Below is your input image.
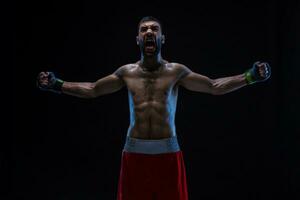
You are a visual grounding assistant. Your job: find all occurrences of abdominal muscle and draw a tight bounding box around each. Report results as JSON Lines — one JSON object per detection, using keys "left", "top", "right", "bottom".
{"left": 127, "top": 100, "right": 176, "bottom": 139}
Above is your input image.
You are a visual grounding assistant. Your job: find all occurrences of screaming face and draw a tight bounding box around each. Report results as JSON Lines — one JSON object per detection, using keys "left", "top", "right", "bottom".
{"left": 137, "top": 21, "right": 164, "bottom": 56}
{"left": 144, "top": 36, "right": 156, "bottom": 53}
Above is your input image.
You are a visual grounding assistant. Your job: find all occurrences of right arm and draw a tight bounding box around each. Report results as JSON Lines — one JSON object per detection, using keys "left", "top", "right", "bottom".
{"left": 37, "top": 67, "right": 126, "bottom": 98}
{"left": 62, "top": 73, "right": 125, "bottom": 98}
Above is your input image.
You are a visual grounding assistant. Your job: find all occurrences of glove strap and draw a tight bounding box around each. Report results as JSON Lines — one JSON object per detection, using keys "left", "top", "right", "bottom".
{"left": 53, "top": 79, "right": 64, "bottom": 92}
{"left": 244, "top": 69, "right": 256, "bottom": 85}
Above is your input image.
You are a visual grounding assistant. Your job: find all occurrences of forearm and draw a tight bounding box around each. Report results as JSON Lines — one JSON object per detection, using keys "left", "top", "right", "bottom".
{"left": 37, "top": 70, "right": 125, "bottom": 97}
{"left": 211, "top": 74, "right": 247, "bottom": 95}
{"left": 62, "top": 82, "right": 96, "bottom": 98}
{"left": 178, "top": 62, "right": 270, "bottom": 95}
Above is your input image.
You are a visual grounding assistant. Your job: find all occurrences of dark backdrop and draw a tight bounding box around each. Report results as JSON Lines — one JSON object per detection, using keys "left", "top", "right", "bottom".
{"left": 13, "top": 0, "right": 300, "bottom": 199}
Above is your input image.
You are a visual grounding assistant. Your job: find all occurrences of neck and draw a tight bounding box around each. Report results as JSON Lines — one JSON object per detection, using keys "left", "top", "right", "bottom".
{"left": 140, "top": 53, "right": 163, "bottom": 71}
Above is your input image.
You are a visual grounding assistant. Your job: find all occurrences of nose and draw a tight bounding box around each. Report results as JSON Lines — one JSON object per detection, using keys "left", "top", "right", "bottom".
{"left": 146, "top": 31, "right": 153, "bottom": 39}
{"left": 146, "top": 28, "right": 153, "bottom": 34}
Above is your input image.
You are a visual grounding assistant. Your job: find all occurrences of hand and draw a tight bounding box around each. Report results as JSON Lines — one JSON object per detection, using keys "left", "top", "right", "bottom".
{"left": 37, "top": 72, "right": 64, "bottom": 93}
{"left": 245, "top": 61, "right": 271, "bottom": 84}
{"left": 37, "top": 72, "right": 55, "bottom": 89}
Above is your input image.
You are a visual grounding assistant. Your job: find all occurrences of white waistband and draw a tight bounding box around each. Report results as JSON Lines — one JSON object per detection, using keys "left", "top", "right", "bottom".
{"left": 123, "top": 136, "right": 180, "bottom": 154}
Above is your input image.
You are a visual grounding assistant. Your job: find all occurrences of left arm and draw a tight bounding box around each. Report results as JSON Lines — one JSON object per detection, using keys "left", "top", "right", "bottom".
{"left": 179, "top": 71, "right": 247, "bottom": 95}
{"left": 178, "top": 62, "right": 271, "bottom": 95}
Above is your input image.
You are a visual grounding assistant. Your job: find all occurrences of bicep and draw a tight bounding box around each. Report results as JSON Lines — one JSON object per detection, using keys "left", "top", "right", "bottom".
{"left": 178, "top": 72, "right": 213, "bottom": 93}
{"left": 93, "top": 74, "right": 125, "bottom": 96}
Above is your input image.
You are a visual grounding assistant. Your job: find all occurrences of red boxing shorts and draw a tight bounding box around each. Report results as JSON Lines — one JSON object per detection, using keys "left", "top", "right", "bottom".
{"left": 117, "top": 137, "right": 188, "bottom": 200}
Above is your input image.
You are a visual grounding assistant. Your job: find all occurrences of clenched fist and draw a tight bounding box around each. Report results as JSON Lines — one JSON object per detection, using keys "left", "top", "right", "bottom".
{"left": 37, "top": 72, "right": 64, "bottom": 93}
{"left": 245, "top": 61, "right": 271, "bottom": 84}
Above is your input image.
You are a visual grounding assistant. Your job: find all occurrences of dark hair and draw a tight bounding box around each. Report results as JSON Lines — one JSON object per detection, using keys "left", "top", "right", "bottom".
{"left": 138, "top": 16, "right": 162, "bottom": 32}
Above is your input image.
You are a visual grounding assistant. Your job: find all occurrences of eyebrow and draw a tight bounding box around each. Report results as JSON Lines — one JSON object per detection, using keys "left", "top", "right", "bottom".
{"left": 140, "top": 25, "right": 160, "bottom": 29}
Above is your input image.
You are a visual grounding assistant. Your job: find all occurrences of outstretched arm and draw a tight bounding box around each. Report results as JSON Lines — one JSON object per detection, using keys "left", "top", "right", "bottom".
{"left": 37, "top": 66, "right": 126, "bottom": 98}
{"left": 179, "top": 72, "right": 247, "bottom": 95}
{"left": 61, "top": 74, "right": 124, "bottom": 98}
{"left": 178, "top": 62, "right": 271, "bottom": 95}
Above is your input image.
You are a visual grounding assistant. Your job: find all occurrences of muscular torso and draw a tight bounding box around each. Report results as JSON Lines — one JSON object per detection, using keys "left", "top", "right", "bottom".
{"left": 119, "top": 62, "right": 186, "bottom": 139}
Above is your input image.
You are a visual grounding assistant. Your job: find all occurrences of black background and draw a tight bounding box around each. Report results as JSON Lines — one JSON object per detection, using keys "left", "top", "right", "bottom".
{"left": 13, "top": 0, "right": 300, "bottom": 199}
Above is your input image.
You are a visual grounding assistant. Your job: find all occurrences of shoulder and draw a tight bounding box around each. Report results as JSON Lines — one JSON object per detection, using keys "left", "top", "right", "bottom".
{"left": 113, "top": 63, "right": 138, "bottom": 77}
{"left": 167, "top": 62, "right": 192, "bottom": 78}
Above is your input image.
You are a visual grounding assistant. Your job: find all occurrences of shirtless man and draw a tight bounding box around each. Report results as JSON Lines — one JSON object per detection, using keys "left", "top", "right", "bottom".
{"left": 37, "top": 16, "right": 271, "bottom": 200}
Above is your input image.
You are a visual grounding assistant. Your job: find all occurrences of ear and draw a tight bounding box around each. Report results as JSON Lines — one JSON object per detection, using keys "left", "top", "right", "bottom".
{"left": 136, "top": 36, "right": 139, "bottom": 45}
{"left": 162, "top": 35, "right": 165, "bottom": 44}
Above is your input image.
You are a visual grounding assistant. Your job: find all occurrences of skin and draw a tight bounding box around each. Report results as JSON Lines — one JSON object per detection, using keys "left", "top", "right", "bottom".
{"left": 38, "top": 20, "right": 269, "bottom": 139}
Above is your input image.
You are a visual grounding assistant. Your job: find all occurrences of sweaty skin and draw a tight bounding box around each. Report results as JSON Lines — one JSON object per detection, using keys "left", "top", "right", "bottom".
{"left": 60, "top": 61, "right": 248, "bottom": 139}
{"left": 38, "top": 20, "right": 269, "bottom": 139}
{"left": 118, "top": 61, "right": 186, "bottom": 139}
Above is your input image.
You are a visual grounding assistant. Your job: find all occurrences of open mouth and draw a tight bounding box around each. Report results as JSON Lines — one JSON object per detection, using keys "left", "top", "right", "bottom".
{"left": 144, "top": 38, "right": 156, "bottom": 52}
